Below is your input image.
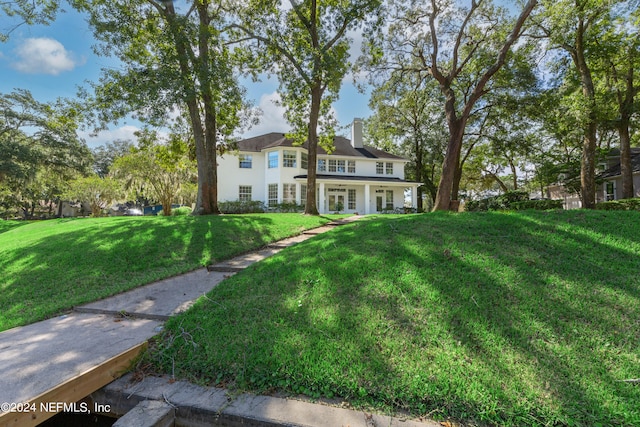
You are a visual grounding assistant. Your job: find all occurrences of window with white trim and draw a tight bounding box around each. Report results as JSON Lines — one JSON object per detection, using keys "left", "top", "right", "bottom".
{"left": 268, "top": 183, "right": 278, "bottom": 206}
{"left": 337, "top": 160, "right": 346, "bottom": 172}
{"left": 386, "top": 162, "right": 393, "bottom": 175}
{"left": 239, "top": 186, "right": 252, "bottom": 201}
{"left": 283, "top": 183, "right": 296, "bottom": 203}
{"left": 348, "top": 160, "right": 355, "bottom": 173}
{"left": 386, "top": 190, "right": 394, "bottom": 209}
{"left": 239, "top": 154, "right": 252, "bottom": 169}
{"left": 318, "top": 159, "right": 326, "bottom": 172}
{"left": 301, "top": 184, "right": 307, "bottom": 207}
{"left": 605, "top": 181, "right": 616, "bottom": 201}
{"left": 348, "top": 189, "right": 356, "bottom": 210}
{"left": 301, "top": 152, "right": 308, "bottom": 169}
{"left": 376, "top": 162, "right": 384, "bottom": 174}
{"left": 268, "top": 151, "right": 278, "bottom": 168}
{"left": 328, "top": 159, "right": 337, "bottom": 172}
{"left": 283, "top": 150, "right": 297, "bottom": 168}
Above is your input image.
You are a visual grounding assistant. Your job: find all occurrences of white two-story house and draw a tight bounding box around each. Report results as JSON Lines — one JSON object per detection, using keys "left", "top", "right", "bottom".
{"left": 217, "top": 119, "right": 419, "bottom": 214}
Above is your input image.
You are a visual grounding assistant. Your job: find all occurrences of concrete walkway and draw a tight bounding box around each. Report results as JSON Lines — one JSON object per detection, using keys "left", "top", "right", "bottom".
{"left": 0, "top": 215, "right": 438, "bottom": 427}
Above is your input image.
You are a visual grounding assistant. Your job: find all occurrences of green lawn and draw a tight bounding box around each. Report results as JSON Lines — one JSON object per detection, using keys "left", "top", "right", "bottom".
{"left": 0, "top": 214, "right": 331, "bottom": 331}
{"left": 150, "top": 211, "right": 640, "bottom": 427}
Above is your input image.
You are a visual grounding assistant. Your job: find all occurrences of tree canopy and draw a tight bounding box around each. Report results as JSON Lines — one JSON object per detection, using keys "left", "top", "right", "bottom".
{"left": 232, "top": 0, "right": 383, "bottom": 214}
{"left": 72, "top": 0, "right": 250, "bottom": 215}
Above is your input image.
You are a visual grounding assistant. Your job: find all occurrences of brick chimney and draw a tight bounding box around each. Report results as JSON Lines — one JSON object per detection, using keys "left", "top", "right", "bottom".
{"left": 351, "top": 118, "right": 363, "bottom": 149}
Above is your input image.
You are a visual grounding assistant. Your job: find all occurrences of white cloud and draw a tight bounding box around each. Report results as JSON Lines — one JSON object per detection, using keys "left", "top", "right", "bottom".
{"left": 11, "top": 38, "right": 83, "bottom": 75}
{"left": 242, "top": 91, "right": 291, "bottom": 137}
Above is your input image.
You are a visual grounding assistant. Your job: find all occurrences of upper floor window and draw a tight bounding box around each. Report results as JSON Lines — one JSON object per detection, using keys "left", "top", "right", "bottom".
{"left": 386, "top": 162, "right": 393, "bottom": 175}
{"left": 326, "top": 158, "right": 350, "bottom": 173}
{"left": 376, "top": 162, "right": 384, "bottom": 174}
{"left": 268, "top": 151, "right": 278, "bottom": 168}
{"left": 239, "top": 154, "right": 252, "bottom": 169}
{"left": 283, "top": 150, "right": 297, "bottom": 168}
{"left": 348, "top": 160, "right": 356, "bottom": 173}
{"left": 301, "top": 152, "right": 308, "bottom": 169}
{"left": 318, "top": 159, "right": 326, "bottom": 172}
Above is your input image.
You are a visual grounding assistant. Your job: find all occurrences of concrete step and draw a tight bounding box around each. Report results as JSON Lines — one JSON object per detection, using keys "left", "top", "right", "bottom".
{"left": 113, "top": 400, "right": 174, "bottom": 427}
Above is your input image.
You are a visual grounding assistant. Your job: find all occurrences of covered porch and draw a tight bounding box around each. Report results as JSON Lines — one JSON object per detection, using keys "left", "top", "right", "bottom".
{"left": 294, "top": 175, "right": 419, "bottom": 214}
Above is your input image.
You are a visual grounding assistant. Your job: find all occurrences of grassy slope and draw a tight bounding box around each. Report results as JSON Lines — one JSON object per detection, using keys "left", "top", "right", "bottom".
{"left": 152, "top": 211, "right": 640, "bottom": 427}
{"left": 0, "top": 214, "right": 330, "bottom": 331}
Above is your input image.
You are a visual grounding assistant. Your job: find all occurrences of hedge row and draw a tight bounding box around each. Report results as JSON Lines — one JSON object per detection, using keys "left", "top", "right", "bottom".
{"left": 217, "top": 200, "right": 306, "bottom": 214}
{"left": 595, "top": 198, "right": 640, "bottom": 211}
{"left": 466, "top": 191, "right": 563, "bottom": 212}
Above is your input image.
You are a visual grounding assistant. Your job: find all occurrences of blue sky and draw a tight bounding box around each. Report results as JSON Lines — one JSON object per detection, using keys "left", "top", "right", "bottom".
{"left": 0, "top": 7, "right": 372, "bottom": 148}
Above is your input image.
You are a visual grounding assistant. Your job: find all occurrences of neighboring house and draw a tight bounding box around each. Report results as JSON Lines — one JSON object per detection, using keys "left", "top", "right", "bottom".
{"left": 217, "top": 119, "right": 419, "bottom": 214}
{"left": 597, "top": 148, "right": 640, "bottom": 201}
{"left": 545, "top": 184, "right": 582, "bottom": 210}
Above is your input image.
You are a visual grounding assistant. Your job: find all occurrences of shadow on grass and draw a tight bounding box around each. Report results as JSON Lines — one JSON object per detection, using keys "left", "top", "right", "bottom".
{"left": 156, "top": 211, "right": 640, "bottom": 426}
{"left": 0, "top": 214, "right": 326, "bottom": 331}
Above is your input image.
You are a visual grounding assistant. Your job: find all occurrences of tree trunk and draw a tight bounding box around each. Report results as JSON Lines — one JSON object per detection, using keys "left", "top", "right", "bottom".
{"left": 197, "top": 0, "right": 220, "bottom": 215}
{"left": 304, "top": 83, "right": 321, "bottom": 215}
{"left": 414, "top": 137, "right": 424, "bottom": 212}
{"left": 572, "top": 18, "right": 597, "bottom": 209}
{"left": 164, "top": 1, "right": 218, "bottom": 215}
{"left": 618, "top": 50, "right": 635, "bottom": 199}
{"left": 433, "top": 117, "right": 465, "bottom": 211}
{"left": 619, "top": 117, "right": 633, "bottom": 199}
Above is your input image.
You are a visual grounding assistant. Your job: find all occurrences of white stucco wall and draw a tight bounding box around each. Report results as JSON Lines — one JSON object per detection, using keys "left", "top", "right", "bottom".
{"left": 218, "top": 151, "right": 266, "bottom": 202}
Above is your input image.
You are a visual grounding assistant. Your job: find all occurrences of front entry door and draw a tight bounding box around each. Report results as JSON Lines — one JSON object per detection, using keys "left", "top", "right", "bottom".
{"left": 376, "top": 195, "right": 383, "bottom": 212}
{"left": 328, "top": 194, "right": 344, "bottom": 212}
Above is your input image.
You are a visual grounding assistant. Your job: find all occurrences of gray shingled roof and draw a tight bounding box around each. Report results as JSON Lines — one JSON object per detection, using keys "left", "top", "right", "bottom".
{"left": 235, "top": 133, "right": 406, "bottom": 160}
{"left": 599, "top": 150, "right": 640, "bottom": 178}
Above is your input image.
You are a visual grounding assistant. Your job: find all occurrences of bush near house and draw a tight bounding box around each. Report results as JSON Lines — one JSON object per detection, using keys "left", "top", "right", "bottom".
{"left": 158, "top": 206, "right": 193, "bottom": 216}
{"left": 595, "top": 197, "right": 640, "bottom": 211}
{"left": 511, "top": 199, "right": 564, "bottom": 210}
{"left": 465, "top": 190, "right": 529, "bottom": 211}
{"left": 219, "top": 200, "right": 267, "bottom": 214}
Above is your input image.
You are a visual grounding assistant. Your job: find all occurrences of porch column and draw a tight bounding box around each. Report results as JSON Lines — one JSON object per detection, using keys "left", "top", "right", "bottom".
{"left": 364, "top": 184, "right": 370, "bottom": 214}
{"left": 411, "top": 185, "right": 417, "bottom": 211}
{"left": 319, "top": 182, "right": 326, "bottom": 214}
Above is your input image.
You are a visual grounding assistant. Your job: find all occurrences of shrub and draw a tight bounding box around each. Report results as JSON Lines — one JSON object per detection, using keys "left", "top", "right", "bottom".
{"left": 465, "top": 191, "right": 530, "bottom": 212}
{"left": 595, "top": 198, "right": 640, "bottom": 211}
{"left": 219, "top": 200, "right": 267, "bottom": 214}
{"left": 511, "top": 199, "right": 564, "bottom": 211}
{"left": 172, "top": 206, "right": 192, "bottom": 216}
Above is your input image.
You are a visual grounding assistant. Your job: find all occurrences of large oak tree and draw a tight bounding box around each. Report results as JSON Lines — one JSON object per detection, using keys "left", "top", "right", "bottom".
{"left": 73, "top": 0, "right": 248, "bottom": 215}
{"left": 368, "top": 0, "right": 538, "bottom": 211}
